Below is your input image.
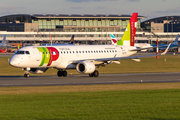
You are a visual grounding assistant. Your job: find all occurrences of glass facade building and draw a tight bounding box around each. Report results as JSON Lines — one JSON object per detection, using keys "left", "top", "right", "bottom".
{"left": 141, "top": 16, "right": 180, "bottom": 33}
{"left": 0, "top": 14, "right": 144, "bottom": 32}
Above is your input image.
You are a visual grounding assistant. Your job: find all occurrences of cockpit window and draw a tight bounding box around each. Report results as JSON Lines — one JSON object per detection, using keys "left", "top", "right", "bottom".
{"left": 16, "top": 51, "right": 25, "bottom": 54}
{"left": 26, "top": 51, "right": 30, "bottom": 54}
{"left": 16, "top": 51, "right": 30, "bottom": 55}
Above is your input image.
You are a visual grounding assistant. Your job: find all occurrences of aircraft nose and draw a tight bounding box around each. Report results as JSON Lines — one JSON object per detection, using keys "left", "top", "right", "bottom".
{"left": 9, "top": 58, "right": 17, "bottom": 67}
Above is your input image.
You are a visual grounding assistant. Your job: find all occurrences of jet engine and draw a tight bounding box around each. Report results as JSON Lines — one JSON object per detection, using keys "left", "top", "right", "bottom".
{"left": 76, "top": 62, "right": 96, "bottom": 74}
{"left": 29, "top": 68, "right": 49, "bottom": 74}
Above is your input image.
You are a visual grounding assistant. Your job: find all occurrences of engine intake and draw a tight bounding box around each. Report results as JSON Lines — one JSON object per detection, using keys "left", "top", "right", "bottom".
{"left": 76, "top": 62, "right": 95, "bottom": 74}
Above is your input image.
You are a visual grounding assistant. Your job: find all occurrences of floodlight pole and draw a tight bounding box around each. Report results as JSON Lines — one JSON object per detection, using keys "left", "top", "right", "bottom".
{"left": 51, "top": 34, "right": 52, "bottom": 46}
{"left": 156, "top": 38, "right": 159, "bottom": 59}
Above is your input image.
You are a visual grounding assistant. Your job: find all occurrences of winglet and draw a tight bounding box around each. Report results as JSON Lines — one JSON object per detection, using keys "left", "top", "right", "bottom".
{"left": 161, "top": 43, "right": 171, "bottom": 55}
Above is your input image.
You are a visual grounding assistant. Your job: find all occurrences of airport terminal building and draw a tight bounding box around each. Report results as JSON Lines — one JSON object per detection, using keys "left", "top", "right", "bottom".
{"left": 0, "top": 14, "right": 145, "bottom": 45}
{"left": 0, "top": 14, "right": 143, "bottom": 32}
{"left": 0, "top": 14, "right": 180, "bottom": 46}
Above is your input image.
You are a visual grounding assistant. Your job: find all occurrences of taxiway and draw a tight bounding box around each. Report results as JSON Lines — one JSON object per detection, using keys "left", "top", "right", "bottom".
{"left": 0, "top": 73, "right": 180, "bottom": 87}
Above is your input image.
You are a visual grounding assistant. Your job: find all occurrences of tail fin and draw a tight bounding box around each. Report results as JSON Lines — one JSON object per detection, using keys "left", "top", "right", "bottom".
{"left": 17, "top": 45, "right": 20, "bottom": 50}
{"left": 69, "top": 35, "right": 74, "bottom": 44}
{"left": 117, "top": 13, "right": 138, "bottom": 46}
{"left": 172, "top": 34, "right": 179, "bottom": 46}
{"left": 110, "top": 34, "right": 117, "bottom": 45}
{"left": 1, "top": 35, "right": 6, "bottom": 44}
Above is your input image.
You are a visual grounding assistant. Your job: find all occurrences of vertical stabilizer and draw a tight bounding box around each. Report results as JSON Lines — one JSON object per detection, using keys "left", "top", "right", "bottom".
{"left": 117, "top": 13, "right": 138, "bottom": 46}
{"left": 110, "top": 34, "right": 117, "bottom": 45}
{"left": 69, "top": 35, "right": 74, "bottom": 44}
{"left": 172, "top": 34, "right": 179, "bottom": 46}
{"left": 1, "top": 35, "right": 6, "bottom": 44}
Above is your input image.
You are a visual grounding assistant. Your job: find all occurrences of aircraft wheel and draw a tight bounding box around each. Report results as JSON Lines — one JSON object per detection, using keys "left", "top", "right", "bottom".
{"left": 24, "top": 73, "right": 29, "bottom": 78}
{"left": 62, "top": 71, "right": 67, "bottom": 77}
{"left": 93, "top": 70, "right": 99, "bottom": 77}
{"left": 57, "top": 71, "right": 63, "bottom": 77}
{"left": 89, "top": 73, "right": 93, "bottom": 77}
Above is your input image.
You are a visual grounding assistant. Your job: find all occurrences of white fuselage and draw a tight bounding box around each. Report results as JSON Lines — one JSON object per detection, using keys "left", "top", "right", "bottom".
{"left": 9, "top": 45, "right": 137, "bottom": 69}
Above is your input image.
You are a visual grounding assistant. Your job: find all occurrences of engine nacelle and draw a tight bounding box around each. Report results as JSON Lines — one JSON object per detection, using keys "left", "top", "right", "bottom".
{"left": 76, "top": 62, "right": 96, "bottom": 74}
{"left": 29, "top": 68, "right": 48, "bottom": 74}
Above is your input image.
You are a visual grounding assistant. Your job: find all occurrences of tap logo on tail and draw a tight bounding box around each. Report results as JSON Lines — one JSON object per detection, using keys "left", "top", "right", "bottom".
{"left": 115, "top": 13, "right": 138, "bottom": 46}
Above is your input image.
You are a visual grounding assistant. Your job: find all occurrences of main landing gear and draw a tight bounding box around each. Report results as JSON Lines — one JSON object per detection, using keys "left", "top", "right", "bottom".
{"left": 57, "top": 70, "right": 67, "bottom": 77}
{"left": 89, "top": 70, "right": 99, "bottom": 77}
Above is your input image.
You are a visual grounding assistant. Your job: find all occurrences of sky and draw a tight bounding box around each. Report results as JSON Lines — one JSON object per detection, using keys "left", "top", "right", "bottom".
{"left": 0, "top": 0, "right": 180, "bottom": 21}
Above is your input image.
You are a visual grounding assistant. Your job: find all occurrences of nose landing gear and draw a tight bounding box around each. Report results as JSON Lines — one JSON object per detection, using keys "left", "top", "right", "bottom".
{"left": 24, "top": 68, "right": 30, "bottom": 78}
{"left": 24, "top": 73, "right": 29, "bottom": 78}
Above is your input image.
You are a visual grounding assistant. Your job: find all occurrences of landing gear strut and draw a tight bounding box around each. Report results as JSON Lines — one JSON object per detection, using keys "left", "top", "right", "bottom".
{"left": 57, "top": 70, "right": 67, "bottom": 77}
{"left": 24, "top": 73, "right": 29, "bottom": 78}
{"left": 24, "top": 68, "right": 30, "bottom": 78}
{"left": 89, "top": 70, "right": 99, "bottom": 77}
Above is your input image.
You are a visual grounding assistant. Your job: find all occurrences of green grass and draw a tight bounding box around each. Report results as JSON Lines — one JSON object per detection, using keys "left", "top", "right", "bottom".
{"left": 0, "top": 89, "right": 180, "bottom": 120}
{"left": 1, "top": 54, "right": 180, "bottom": 76}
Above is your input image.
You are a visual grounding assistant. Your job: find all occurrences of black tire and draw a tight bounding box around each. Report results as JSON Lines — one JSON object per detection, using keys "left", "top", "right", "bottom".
{"left": 93, "top": 70, "right": 99, "bottom": 77}
{"left": 62, "top": 71, "right": 67, "bottom": 77}
{"left": 89, "top": 73, "right": 94, "bottom": 77}
{"left": 57, "top": 71, "right": 63, "bottom": 77}
{"left": 24, "top": 74, "right": 29, "bottom": 78}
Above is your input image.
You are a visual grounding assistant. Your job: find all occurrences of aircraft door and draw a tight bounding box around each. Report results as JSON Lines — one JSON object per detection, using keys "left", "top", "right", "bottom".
{"left": 33, "top": 47, "right": 41, "bottom": 61}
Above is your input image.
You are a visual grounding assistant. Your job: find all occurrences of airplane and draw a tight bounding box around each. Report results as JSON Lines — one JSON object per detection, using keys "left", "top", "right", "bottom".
{"left": 151, "top": 34, "right": 179, "bottom": 49}
{"left": 9, "top": 13, "right": 170, "bottom": 78}
{"left": 0, "top": 35, "right": 6, "bottom": 47}
{"left": 42, "top": 35, "right": 75, "bottom": 46}
{"left": 110, "top": 34, "right": 179, "bottom": 51}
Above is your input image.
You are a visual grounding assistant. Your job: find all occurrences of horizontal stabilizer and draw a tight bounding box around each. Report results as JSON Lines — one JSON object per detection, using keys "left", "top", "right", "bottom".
{"left": 131, "top": 59, "right": 141, "bottom": 62}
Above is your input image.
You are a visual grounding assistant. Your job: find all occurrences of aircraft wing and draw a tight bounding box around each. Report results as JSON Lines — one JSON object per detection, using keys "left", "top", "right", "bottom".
{"left": 70, "top": 54, "right": 157, "bottom": 64}
{"left": 130, "top": 43, "right": 171, "bottom": 51}
{"left": 69, "top": 43, "right": 171, "bottom": 64}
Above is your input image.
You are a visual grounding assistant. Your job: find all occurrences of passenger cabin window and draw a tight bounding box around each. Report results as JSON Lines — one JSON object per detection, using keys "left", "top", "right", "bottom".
{"left": 53, "top": 52, "right": 56, "bottom": 55}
